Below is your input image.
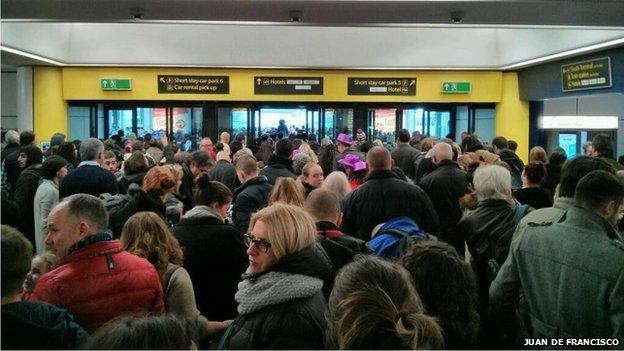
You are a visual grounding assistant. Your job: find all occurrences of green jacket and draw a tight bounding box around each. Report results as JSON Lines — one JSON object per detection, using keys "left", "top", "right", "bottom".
{"left": 490, "top": 206, "right": 624, "bottom": 338}
{"left": 513, "top": 197, "right": 575, "bottom": 239}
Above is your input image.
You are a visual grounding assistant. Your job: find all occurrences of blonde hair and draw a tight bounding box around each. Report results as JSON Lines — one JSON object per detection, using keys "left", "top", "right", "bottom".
{"left": 248, "top": 203, "right": 316, "bottom": 260}
{"left": 37, "top": 251, "right": 59, "bottom": 271}
{"left": 161, "top": 164, "right": 183, "bottom": 182}
{"left": 321, "top": 171, "right": 351, "bottom": 199}
{"left": 270, "top": 177, "right": 305, "bottom": 208}
{"left": 298, "top": 143, "right": 318, "bottom": 164}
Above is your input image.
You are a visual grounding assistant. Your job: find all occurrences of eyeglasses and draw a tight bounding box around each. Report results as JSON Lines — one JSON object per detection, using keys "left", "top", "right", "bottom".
{"left": 244, "top": 233, "right": 272, "bottom": 253}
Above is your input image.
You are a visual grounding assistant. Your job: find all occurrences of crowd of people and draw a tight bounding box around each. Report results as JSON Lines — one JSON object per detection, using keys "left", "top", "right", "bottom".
{"left": 1, "top": 126, "right": 623, "bottom": 349}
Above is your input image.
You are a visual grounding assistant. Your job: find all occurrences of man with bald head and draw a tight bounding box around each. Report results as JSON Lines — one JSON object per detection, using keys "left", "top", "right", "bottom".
{"left": 418, "top": 142, "right": 469, "bottom": 256}
{"left": 341, "top": 146, "right": 440, "bottom": 241}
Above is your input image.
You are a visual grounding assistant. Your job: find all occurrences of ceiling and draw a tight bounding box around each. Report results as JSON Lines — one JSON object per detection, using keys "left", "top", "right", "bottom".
{"left": 2, "top": 0, "right": 624, "bottom": 70}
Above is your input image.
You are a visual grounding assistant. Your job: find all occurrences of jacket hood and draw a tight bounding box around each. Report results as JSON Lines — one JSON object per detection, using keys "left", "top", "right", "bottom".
{"left": 267, "top": 154, "right": 294, "bottom": 170}
{"left": 183, "top": 205, "right": 223, "bottom": 221}
{"left": 234, "top": 175, "right": 269, "bottom": 195}
{"left": 122, "top": 171, "right": 146, "bottom": 182}
{"left": 127, "top": 182, "right": 164, "bottom": 209}
{"left": 268, "top": 243, "right": 333, "bottom": 283}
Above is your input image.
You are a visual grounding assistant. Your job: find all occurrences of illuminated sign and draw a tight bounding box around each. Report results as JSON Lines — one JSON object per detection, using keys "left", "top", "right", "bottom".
{"left": 540, "top": 116, "right": 618, "bottom": 129}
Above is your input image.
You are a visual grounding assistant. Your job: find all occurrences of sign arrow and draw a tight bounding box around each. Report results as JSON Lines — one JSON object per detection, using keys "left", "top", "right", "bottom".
{"left": 159, "top": 77, "right": 166, "bottom": 84}
{"left": 256, "top": 78, "right": 262, "bottom": 85}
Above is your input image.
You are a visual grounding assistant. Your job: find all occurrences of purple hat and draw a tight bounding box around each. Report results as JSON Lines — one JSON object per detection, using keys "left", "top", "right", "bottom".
{"left": 336, "top": 133, "right": 353, "bottom": 146}
{"left": 339, "top": 154, "right": 367, "bottom": 172}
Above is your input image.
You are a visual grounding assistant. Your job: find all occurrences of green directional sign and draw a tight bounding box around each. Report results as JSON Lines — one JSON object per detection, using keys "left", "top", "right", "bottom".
{"left": 442, "top": 81, "right": 470, "bottom": 94}
{"left": 101, "top": 79, "right": 132, "bottom": 91}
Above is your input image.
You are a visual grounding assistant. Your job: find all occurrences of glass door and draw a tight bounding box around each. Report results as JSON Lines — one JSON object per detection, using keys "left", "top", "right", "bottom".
{"left": 107, "top": 107, "right": 135, "bottom": 138}
{"left": 322, "top": 107, "right": 354, "bottom": 140}
{"left": 427, "top": 109, "right": 452, "bottom": 140}
{"left": 368, "top": 108, "right": 398, "bottom": 147}
{"left": 402, "top": 108, "right": 425, "bottom": 137}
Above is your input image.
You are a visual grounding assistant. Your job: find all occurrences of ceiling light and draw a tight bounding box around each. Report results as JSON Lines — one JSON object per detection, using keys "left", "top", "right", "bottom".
{"left": 0, "top": 45, "right": 64, "bottom": 65}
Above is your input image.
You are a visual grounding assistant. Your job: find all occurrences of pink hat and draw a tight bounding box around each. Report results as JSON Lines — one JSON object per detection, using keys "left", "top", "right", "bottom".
{"left": 338, "top": 154, "right": 367, "bottom": 172}
{"left": 336, "top": 133, "right": 353, "bottom": 146}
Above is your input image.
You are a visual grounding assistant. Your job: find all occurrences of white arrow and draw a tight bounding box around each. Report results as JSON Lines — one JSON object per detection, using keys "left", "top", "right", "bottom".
{"left": 257, "top": 78, "right": 262, "bottom": 85}
{"left": 102, "top": 80, "right": 108, "bottom": 88}
{"left": 159, "top": 77, "right": 166, "bottom": 83}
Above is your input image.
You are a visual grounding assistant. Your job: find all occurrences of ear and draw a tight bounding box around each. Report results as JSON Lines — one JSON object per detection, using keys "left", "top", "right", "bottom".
{"left": 336, "top": 212, "right": 343, "bottom": 226}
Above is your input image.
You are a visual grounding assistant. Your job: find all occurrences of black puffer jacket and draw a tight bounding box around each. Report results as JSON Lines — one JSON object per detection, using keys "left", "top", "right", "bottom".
{"left": 220, "top": 244, "right": 332, "bottom": 350}
{"left": 172, "top": 206, "right": 248, "bottom": 321}
{"left": 232, "top": 176, "right": 273, "bottom": 235}
{"left": 259, "top": 154, "right": 296, "bottom": 185}
{"left": 341, "top": 170, "right": 440, "bottom": 241}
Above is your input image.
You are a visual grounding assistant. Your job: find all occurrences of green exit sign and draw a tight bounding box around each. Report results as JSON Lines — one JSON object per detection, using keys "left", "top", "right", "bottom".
{"left": 101, "top": 79, "right": 132, "bottom": 91}
{"left": 442, "top": 81, "right": 470, "bottom": 94}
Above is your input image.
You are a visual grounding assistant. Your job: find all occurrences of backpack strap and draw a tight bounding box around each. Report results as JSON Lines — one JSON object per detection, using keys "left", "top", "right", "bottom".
{"left": 512, "top": 204, "right": 529, "bottom": 224}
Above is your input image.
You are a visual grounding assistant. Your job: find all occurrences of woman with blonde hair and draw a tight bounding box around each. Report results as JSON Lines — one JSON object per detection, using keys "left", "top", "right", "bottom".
{"left": 121, "top": 212, "right": 229, "bottom": 343}
{"left": 326, "top": 255, "right": 443, "bottom": 349}
{"left": 297, "top": 162, "right": 324, "bottom": 197}
{"left": 298, "top": 142, "right": 318, "bottom": 164}
{"left": 270, "top": 177, "right": 306, "bottom": 207}
{"left": 219, "top": 203, "right": 332, "bottom": 349}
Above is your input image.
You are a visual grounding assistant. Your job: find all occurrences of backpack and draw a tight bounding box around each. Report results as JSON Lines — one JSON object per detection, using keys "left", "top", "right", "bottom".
{"left": 99, "top": 192, "right": 138, "bottom": 238}
{"left": 486, "top": 204, "right": 529, "bottom": 282}
{"left": 368, "top": 216, "right": 436, "bottom": 260}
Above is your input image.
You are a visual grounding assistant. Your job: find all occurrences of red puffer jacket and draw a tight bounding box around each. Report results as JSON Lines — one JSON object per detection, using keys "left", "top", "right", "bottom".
{"left": 29, "top": 239, "right": 164, "bottom": 332}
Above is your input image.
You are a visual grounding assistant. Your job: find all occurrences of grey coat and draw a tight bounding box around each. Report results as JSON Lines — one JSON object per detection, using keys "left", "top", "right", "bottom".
{"left": 33, "top": 179, "right": 59, "bottom": 254}
{"left": 490, "top": 206, "right": 624, "bottom": 338}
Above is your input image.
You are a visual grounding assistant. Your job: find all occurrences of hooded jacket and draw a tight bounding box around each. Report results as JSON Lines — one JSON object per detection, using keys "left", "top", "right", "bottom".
{"left": 260, "top": 154, "right": 296, "bottom": 185}
{"left": 232, "top": 176, "right": 273, "bottom": 235}
{"left": 220, "top": 244, "right": 332, "bottom": 350}
{"left": 172, "top": 206, "right": 248, "bottom": 321}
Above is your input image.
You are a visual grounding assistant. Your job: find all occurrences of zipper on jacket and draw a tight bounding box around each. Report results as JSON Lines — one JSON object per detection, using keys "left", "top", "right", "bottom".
{"left": 105, "top": 254, "right": 115, "bottom": 270}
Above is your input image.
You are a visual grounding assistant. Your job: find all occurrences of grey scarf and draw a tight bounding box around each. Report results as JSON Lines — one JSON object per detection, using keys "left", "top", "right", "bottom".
{"left": 235, "top": 271, "right": 323, "bottom": 315}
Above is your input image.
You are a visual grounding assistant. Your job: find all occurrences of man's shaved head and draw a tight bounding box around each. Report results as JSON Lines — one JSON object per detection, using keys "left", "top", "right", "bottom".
{"left": 366, "top": 146, "right": 392, "bottom": 171}
{"left": 432, "top": 142, "right": 453, "bottom": 164}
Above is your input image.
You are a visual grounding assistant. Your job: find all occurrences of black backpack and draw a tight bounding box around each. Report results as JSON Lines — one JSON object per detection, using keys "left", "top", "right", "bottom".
{"left": 99, "top": 192, "right": 138, "bottom": 238}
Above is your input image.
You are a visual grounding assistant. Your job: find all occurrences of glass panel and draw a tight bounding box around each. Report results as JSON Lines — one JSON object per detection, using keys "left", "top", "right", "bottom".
{"left": 172, "top": 107, "right": 203, "bottom": 151}
{"left": 255, "top": 108, "right": 309, "bottom": 137}
{"left": 324, "top": 108, "right": 354, "bottom": 140}
{"left": 558, "top": 133, "right": 577, "bottom": 158}
{"left": 402, "top": 108, "right": 425, "bottom": 136}
{"left": 474, "top": 108, "right": 495, "bottom": 145}
{"left": 218, "top": 107, "right": 249, "bottom": 139}
{"left": 429, "top": 111, "right": 451, "bottom": 139}
{"left": 97, "top": 104, "right": 105, "bottom": 139}
{"left": 370, "top": 108, "right": 397, "bottom": 146}
{"left": 455, "top": 105, "right": 469, "bottom": 142}
{"left": 108, "top": 109, "right": 133, "bottom": 138}
{"left": 136, "top": 107, "right": 167, "bottom": 138}
{"left": 69, "top": 106, "right": 91, "bottom": 140}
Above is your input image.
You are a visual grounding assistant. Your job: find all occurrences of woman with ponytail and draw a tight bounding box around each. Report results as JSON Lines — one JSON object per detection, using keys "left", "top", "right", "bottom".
{"left": 326, "top": 255, "right": 443, "bottom": 349}
{"left": 171, "top": 174, "right": 247, "bottom": 322}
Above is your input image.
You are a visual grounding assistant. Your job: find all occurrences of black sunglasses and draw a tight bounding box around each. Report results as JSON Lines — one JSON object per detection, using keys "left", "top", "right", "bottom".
{"left": 244, "top": 233, "right": 272, "bottom": 253}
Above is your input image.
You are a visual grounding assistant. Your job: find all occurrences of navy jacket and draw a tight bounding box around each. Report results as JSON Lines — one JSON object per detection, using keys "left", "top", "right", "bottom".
{"left": 59, "top": 164, "right": 118, "bottom": 199}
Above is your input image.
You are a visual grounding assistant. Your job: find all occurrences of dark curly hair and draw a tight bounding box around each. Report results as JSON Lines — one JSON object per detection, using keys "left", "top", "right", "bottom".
{"left": 400, "top": 241, "right": 480, "bottom": 345}
{"left": 523, "top": 162, "right": 547, "bottom": 185}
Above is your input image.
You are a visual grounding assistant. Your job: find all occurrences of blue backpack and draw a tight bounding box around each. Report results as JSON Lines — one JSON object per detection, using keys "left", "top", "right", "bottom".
{"left": 368, "top": 217, "right": 435, "bottom": 260}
